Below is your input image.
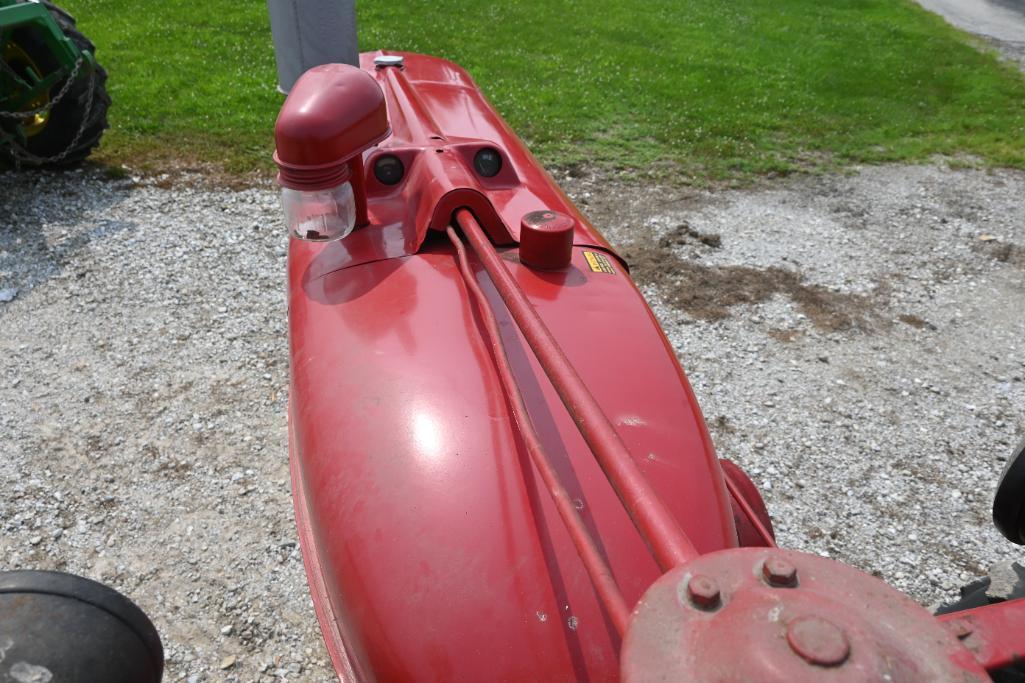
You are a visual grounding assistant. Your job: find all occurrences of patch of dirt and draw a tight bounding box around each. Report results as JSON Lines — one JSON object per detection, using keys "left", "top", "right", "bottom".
{"left": 620, "top": 230, "right": 877, "bottom": 332}
{"left": 974, "top": 239, "right": 1025, "bottom": 269}
{"left": 89, "top": 153, "right": 275, "bottom": 191}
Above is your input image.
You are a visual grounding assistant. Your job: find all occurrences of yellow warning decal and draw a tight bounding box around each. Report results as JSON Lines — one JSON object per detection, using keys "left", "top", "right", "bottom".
{"left": 584, "top": 250, "right": 616, "bottom": 274}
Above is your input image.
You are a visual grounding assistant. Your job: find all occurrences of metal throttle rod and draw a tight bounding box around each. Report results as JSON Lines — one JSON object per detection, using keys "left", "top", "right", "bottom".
{"left": 447, "top": 225, "right": 631, "bottom": 634}
{"left": 453, "top": 209, "right": 699, "bottom": 571}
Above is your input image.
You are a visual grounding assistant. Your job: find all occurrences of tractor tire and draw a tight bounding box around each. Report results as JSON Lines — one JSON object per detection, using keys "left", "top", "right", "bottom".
{"left": 3, "top": 0, "right": 110, "bottom": 166}
{"left": 936, "top": 561, "right": 1025, "bottom": 682}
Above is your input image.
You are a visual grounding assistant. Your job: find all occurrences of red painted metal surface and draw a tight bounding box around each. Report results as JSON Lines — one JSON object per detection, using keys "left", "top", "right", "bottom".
{"left": 720, "top": 459, "right": 776, "bottom": 547}
{"left": 288, "top": 51, "right": 625, "bottom": 285}
{"left": 286, "top": 52, "right": 735, "bottom": 680}
{"left": 518, "top": 210, "right": 575, "bottom": 270}
{"left": 456, "top": 208, "right": 699, "bottom": 570}
{"left": 274, "top": 64, "right": 389, "bottom": 187}
{"left": 446, "top": 225, "right": 631, "bottom": 634}
{"left": 281, "top": 50, "right": 1025, "bottom": 682}
{"left": 938, "top": 599, "right": 1025, "bottom": 671}
{"left": 288, "top": 409, "right": 360, "bottom": 681}
{"left": 621, "top": 548, "right": 991, "bottom": 681}
{"left": 289, "top": 248, "right": 735, "bottom": 679}
{"left": 275, "top": 63, "right": 389, "bottom": 229}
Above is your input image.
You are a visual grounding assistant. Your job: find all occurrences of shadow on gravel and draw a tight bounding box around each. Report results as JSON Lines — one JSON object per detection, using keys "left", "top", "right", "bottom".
{"left": 621, "top": 222, "right": 878, "bottom": 332}
{"left": 0, "top": 170, "right": 130, "bottom": 300}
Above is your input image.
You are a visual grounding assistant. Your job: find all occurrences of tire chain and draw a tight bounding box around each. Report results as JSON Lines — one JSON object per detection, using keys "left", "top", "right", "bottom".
{"left": 0, "top": 54, "right": 83, "bottom": 119}
{"left": 1, "top": 55, "right": 98, "bottom": 167}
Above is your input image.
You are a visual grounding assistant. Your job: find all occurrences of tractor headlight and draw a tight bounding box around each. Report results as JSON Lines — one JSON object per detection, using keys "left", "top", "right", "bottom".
{"left": 281, "top": 181, "right": 356, "bottom": 242}
{"left": 273, "top": 63, "right": 391, "bottom": 242}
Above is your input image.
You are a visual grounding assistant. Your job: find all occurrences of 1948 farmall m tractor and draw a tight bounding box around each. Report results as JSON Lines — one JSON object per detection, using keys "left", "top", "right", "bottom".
{"left": 1, "top": 16, "right": 1024, "bottom": 683}
{"left": 0, "top": 0, "right": 109, "bottom": 167}
{"left": 274, "top": 54, "right": 1025, "bottom": 681}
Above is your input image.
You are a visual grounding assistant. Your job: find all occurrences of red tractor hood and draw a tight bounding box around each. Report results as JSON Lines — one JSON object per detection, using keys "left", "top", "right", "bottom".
{"left": 286, "top": 52, "right": 737, "bottom": 680}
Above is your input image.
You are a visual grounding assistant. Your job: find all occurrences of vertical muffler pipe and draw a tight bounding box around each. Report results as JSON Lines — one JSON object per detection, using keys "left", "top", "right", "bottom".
{"left": 267, "top": 0, "right": 359, "bottom": 93}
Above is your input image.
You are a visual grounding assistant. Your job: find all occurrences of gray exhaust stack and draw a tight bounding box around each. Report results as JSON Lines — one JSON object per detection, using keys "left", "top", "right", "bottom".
{"left": 267, "top": 0, "right": 359, "bottom": 93}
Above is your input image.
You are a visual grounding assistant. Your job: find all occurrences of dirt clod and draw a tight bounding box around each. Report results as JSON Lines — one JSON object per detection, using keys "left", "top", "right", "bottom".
{"left": 898, "top": 313, "right": 936, "bottom": 330}
{"left": 657, "top": 222, "right": 722, "bottom": 250}
{"left": 767, "top": 328, "right": 802, "bottom": 343}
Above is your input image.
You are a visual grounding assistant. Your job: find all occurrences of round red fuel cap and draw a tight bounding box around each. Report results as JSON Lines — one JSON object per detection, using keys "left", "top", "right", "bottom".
{"left": 519, "top": 210, "right": 574, "bottom": 270}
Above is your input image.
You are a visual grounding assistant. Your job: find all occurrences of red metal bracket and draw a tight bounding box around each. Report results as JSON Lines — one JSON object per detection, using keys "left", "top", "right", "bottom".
{"left": 938, "top": 598, "right": 1025, "bottom": 671}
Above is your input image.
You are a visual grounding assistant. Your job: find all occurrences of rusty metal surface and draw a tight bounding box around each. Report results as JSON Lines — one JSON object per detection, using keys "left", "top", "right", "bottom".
{"left": 621, "top": 548, "right": 990, "bottom": 681}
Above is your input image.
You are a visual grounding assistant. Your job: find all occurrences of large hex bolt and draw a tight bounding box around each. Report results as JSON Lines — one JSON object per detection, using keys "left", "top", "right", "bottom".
{"left": 686, "top": 574, "right": 722, "bottom": 610}
{"left": 762, "top": 556, "right": 798, "bottom": 587}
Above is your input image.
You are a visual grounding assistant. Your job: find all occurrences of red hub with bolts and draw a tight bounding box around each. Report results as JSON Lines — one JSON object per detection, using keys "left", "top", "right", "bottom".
{"left": 621, "top": 548, "right": 990, "bottom": 681}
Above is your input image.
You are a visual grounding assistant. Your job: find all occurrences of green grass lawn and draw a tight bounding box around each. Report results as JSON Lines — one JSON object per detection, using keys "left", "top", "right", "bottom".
{"left": 62, "top": 0, "right": 1025, "bottom": 179}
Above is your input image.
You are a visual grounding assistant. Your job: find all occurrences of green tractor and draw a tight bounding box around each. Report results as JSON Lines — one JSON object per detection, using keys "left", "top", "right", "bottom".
{"left": 0, "top": 0, "right": 109, "bottom": 167}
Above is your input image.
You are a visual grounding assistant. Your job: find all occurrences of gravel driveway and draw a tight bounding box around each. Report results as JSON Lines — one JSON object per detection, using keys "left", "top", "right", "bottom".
{"left": 2, "top": 162, "right": 1024, "bottom": 681}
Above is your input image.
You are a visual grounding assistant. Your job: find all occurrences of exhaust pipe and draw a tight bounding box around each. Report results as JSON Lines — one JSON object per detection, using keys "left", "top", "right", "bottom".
{"left": 267, "top": 0, "right": 359, "bottom": 93}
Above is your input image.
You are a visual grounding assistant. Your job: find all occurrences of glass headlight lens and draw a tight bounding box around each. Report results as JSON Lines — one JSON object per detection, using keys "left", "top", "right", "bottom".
{"left": 281, "top": 181, "right": 356, "bottom": 242}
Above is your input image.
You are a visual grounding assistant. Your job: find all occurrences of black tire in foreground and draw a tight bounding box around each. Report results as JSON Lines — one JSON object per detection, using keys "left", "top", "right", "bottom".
{"left": 2, "top": 0, "right": 110, "bottom": 166}
{"left": 994, "top": 437, "right": 1025, "bottom": 545}
{"left": 0, "top": 570, "right": 164, "bottom": 682}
